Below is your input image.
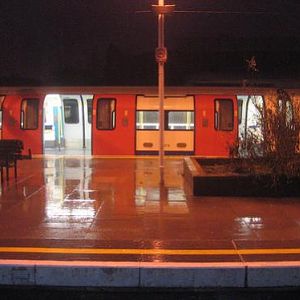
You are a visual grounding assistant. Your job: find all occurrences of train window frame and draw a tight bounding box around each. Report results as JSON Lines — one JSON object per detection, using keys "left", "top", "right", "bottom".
{"left": 214, "top": 99, "right": 234, "bottom": 131}
{"left": 63, "top": 98, "right": 79, "bottom": 124}
{"left": 136, "top": 110, "right": 159, "bottom": 131}
{"left": 96, "top": 98, "right": 116, "bottom": 130}
{"left": 165, "top": 110, "right": 194, "bottom": 131}
{"left": 0, "top": 95, "right": 5, "bottom": 130}
{"left": 20, "top": 98, "right": 39, "bottom": 130}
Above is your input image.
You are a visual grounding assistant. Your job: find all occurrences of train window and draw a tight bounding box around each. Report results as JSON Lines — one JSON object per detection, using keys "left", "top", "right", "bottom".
{"left": 238, "top": 99, "right": 243, "bottom": 125}
{"left": 97, "top": 98, "right": 116, "bottom": 130}
{"left": 278, "top": 99, "right": 293, "bottom": 124}
{"left": 63, "top": 99, "right": 79, "bottom": 124}
{"left": 21, "top": 99, "right": 39, "bottom": 130}
{"left": 87, "top": 99, "right": 92, "bottom": 124}
{"left": 286, "top": 101, "right": 293, "bottom": 124}
{"left": 247, "top": 96, "right": 263, "bottom": 129}
{"left": 214, "top": 99, "right": 234, "bottom": 131}
{"left": 0, "top": 95, "right": 5, "bottom": 129}
{"left": 136, "top": 111, "right": 159, "bottom": 130}
{"left": 165, "top": 111, "right": 194, "bottom": 130}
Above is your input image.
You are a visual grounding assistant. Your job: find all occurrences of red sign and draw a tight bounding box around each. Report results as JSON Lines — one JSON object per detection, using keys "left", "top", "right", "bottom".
{"left": 155, "top": 47, "right": 167, "bottom": 63}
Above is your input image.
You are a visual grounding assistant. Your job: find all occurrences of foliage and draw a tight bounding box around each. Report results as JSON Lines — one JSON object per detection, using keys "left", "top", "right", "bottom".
{"left": 230, "top": 89, "right": 300, "bottom": 189}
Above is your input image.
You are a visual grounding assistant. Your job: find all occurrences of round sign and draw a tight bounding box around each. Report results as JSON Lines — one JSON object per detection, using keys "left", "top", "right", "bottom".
{"left": 155, "top": 47, "right": 167, "bottom": 63}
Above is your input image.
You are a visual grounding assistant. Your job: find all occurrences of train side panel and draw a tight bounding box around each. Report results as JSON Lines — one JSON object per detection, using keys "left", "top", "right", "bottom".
{"left": 92, "top": 94, "right": 136, "bottom": 155}
{"left": 2, "top": 94, "right": 44, "bottom": 155}
{"left": 195, "top": 94, "right": 238, "bottom": 157}
{"left": 0, "top": 95, "right": 5, "bottom": 139}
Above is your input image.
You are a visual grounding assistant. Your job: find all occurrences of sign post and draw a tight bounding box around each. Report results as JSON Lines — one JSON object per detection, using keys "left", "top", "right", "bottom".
{"left": 152, "top": 0, "right": 175, "bottom": 185}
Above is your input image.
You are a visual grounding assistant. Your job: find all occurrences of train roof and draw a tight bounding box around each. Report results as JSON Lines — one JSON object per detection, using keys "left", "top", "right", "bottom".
{"left": 0, "top": 83, "right": 299, "bottom": 96}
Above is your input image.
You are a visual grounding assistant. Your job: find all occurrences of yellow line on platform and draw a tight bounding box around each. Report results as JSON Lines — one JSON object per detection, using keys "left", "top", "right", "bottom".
{"left": 1, "top": 247, "right": 300, "bottom": 256}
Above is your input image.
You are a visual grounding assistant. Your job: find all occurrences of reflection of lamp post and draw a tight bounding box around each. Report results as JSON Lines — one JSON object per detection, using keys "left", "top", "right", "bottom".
{"left": 152, "top": 0, "right": 175, "bottom": 184}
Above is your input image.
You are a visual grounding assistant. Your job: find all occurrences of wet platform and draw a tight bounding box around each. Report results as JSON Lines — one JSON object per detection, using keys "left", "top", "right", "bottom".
{"left": 0, "top": 156, "right": 300, "bottom": 288}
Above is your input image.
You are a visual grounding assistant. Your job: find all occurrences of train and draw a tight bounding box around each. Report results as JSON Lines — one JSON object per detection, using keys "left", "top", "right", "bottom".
{"left": 0, "top": 86, "right": 298, "bottom": 157}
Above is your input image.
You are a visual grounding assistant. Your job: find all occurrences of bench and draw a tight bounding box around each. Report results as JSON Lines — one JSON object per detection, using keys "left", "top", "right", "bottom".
{"left": 0, "top": 139, "right": 32, "bottom": 182}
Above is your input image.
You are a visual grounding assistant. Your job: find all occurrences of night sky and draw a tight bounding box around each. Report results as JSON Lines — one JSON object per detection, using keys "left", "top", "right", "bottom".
{"left": 1, "top": 0, "right": 300, "bottom": 86}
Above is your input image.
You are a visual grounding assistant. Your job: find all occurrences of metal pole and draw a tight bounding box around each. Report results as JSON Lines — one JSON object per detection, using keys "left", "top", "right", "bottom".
{"left": 158, "top": 0, "right": 165, "bottom": 185}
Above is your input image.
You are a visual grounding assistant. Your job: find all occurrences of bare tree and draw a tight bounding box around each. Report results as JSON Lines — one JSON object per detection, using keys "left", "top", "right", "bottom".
{"left": 230, "top": 89, "right": 300, "bottom": 188}
{"left": 262, "top": 89, "right": 300, "bottom": 179}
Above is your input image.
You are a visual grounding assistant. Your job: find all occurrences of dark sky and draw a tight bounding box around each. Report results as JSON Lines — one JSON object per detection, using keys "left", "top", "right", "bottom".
{"left": 1, "top": 0, "right": 300, "bottom": 85}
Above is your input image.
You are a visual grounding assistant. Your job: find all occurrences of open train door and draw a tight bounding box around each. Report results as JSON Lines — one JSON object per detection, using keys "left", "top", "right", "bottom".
{"left": 43, "top": 94, "right": 64, "bottom": 151}
{"left": 2, "top": 93, "right": 45, "bottom": 155}
{"left": 195, "top": 94, "right": 238, "bottom": 157}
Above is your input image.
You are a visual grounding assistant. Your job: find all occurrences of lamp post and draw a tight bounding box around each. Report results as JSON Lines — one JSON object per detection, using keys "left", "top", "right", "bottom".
{"left": 152, "top": 1, "right": 175, "bottom": 184}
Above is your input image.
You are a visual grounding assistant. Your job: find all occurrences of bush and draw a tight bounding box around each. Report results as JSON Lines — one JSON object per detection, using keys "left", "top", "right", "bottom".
{"left": 230, "top": 89, "right": 300, "bottom": 187}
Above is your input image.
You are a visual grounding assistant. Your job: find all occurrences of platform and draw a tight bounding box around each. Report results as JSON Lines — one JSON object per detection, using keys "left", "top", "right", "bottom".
{"left": 0, "top": 156, "right": 300, "bottom": 288}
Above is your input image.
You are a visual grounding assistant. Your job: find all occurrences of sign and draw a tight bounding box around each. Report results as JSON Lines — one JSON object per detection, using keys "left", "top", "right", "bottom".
{"left": 155, "top": 47, "right": 167, "bottom": 63}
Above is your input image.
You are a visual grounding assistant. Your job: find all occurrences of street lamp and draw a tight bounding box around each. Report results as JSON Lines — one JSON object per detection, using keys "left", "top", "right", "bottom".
{"left": 152, "top": 0, "right": 175, "bottom": 184}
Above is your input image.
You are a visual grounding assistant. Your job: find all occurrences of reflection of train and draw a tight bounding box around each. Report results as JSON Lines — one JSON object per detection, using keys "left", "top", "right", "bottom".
{"left": 0, "top": 86, "right": 298, "bottom": 156}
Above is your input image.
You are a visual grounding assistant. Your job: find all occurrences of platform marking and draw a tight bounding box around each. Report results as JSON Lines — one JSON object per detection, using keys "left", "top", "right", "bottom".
{"left": 1, "top": 247, "right": 300, "bottom": 256}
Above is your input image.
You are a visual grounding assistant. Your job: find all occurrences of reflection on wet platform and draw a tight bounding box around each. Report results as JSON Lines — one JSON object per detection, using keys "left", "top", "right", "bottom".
{"left": 0, "top": 156, "right": 300, "bottom": 264}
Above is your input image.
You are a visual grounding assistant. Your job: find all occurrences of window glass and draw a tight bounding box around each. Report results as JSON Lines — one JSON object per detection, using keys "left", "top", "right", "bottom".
{"left": 286, "top": 100, "right": 293, "bottom": 124}
{"left": 63, "top": 99, "right": 79, "bottom": 124}
{"left": 166, "top": 111, "right": 194, "bottom": 130}
{"left": 97, "top": 98, "right": 116, "bottom": 130}
{"left": 21, "top": 99, "right": 39, "bottom": 129}
{"left": 215, "top": 99, "right": 234, "bottom": 131}
{"left": 278, "top": 99, "right": 293, "bottom": 124}
{"left": 136, "top": 111, "right": 159, "bottom": 130}
{"left": 247, "top": 96, "right": 263, "bottom": 129}
{"left": 87, "top": 99, "right": 92, "bottom": 124}
{"left": 0, "top": 95, "right": 5, "bottom": 129}
{"left": 238, "top": 99, "right": 243, "bottom": 125}
{"left": 0, "top": 96, "right": 4, "bottom": 108}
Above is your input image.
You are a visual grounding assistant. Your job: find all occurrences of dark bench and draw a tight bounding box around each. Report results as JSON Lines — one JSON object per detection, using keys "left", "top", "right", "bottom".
{"left": 0, "top": 139, "right": 32, "bottom": 182}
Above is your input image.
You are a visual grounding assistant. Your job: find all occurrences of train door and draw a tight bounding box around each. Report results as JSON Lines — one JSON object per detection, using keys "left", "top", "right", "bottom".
{"left": 195, "top": 95, "right": 238, "bottom": 157}
{"left": 2, "top": 94, "right": 45, "bottom": 155}
{"left": 136, "top": 96, "right": 194, "bottom": 154}
{"left": 61, "top": 95, "right": 93, "bottom": 153}
{"left": 43, "top": 94, "right": 93, "bottom": 154}
{"left": 61, "top": 95, "right": 84, "bottom": 150}
{"left": 92, "top": 94, "right": 136, "bottom": 155}
{"left": 0, "top": 95, "right": 5, "bottom": 139}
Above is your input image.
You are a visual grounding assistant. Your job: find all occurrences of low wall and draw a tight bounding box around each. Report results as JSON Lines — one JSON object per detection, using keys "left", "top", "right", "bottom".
{"left": 183, "top": 157, "right": 300, "bottom": 197}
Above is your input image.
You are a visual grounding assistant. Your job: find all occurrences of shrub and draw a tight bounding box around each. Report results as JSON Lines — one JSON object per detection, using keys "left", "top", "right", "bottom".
{"left": 230, "top": 89, "right": 300, "bottom": 187}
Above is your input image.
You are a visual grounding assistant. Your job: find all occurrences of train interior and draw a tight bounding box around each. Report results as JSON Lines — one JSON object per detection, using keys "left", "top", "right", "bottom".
{"left": 43, "top": 94, "right": 93, "bottom": 155}
{"left": 237, "top": 95, "right": 263, "bottom": 141}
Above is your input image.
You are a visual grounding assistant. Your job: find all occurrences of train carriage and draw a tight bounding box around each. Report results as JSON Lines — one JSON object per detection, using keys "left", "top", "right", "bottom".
{"left": 0, "top": 86, "right": 295, "bottom": 158}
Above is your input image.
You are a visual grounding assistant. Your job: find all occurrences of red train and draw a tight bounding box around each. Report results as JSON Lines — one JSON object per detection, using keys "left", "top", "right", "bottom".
{"left": 0, "top": 86, "right": 293, "bottom": 157}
